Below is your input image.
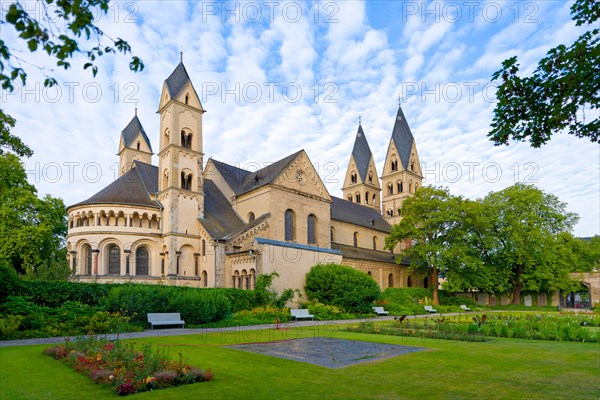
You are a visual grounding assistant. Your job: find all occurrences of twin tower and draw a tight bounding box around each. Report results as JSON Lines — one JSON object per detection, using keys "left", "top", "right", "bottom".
{"left": 341, "top": 106, "right": 423, "bottom": 225}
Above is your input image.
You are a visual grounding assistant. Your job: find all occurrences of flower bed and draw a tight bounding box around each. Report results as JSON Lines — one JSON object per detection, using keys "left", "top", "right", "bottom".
{"left": 348, "top": 313, "right": 600, "bottom": 342}
{"left": 44, "top": 337, "right": 213, "bottom": 396}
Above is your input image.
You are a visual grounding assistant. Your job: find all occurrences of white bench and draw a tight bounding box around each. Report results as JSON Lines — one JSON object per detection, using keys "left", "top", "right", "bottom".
{"left": 147, "top": 313, "right": 185, "bottom": 329}
{"left": 460, "top": 304, "right": 472, "bottom": 312}
{"left": 372, "top": 306, "right": 389, "bottom": 316}
{"left": 290, "top": 309, "right": 314, "bottom": 320}
{"left": 424, "top": 305, "right": 438, "bottom": 313}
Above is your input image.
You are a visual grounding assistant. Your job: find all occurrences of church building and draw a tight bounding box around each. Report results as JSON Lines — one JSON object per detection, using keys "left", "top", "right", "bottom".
{"left": 66, "top": 62, "right": 425, "bottom": 294}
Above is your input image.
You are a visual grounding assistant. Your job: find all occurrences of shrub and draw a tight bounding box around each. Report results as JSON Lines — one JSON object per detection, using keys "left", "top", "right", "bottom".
{"left": 438, "top": 292, "right": 478, "bottom": 307}
{"left": 381, "top": 288, "right": 433, "bottom": 306}
{"left": 305, "top": 300, "right": 357, "bottom": 320}
{"left": 305, "top": 263, "right": 381, "bottom": 313}
{"left": 102, "top": 284, "right": 232, "bottom": 325}
{"left": 0, "top": 262, "right": 24, "bottom": 303}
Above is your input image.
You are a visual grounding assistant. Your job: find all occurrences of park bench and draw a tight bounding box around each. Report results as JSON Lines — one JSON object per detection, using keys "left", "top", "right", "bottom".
{"left": 290, "top": 309, "right": 314, "bottom": 320}
{"left": 372, "top": 306, "right": 389, "bottom": 316}
{"left": 424, "top": 305, "right": 438, "bottom": 313}
{"left": 460, "top": 304, "right": 472, "bottom": 312}
{"left": 147, "top": 313, "right": 185, "bottom": 329}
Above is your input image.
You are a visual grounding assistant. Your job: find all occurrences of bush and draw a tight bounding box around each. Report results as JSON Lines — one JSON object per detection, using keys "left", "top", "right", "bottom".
{"left": 438, "top": 292, "right": 479, "bottom": 307}
{"left": 381, "top": 288, "right": 433, "bottom": 306}
{"left": 0, "top": 262, "right": 24, "bottom": 303}
{"left": 305, "top": 263, "right": 381, "bottom": 313}
{"left": 304, "top": 300, "right": 357, "bottom": 320}
{"left": 102, "top": 284, "right": 233, "bottom": 325}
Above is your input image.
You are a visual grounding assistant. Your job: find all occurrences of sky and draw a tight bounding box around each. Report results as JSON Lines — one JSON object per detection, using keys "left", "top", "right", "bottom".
{"left": 2, "top": 0, "right": 599, "bottom": 237}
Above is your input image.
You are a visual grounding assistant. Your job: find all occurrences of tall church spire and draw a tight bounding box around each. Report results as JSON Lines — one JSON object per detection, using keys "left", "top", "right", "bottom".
{"left": 117, "top": 113, "right": 152, "bottom": 176}
{"left": 157, "top": 62, "right": 205, "bottom": 275}
{"left": 342, "top": 123, "right": 381, "bottom": 211}
{"left": 381, "top": 105, "right": 423, "bottom": 225}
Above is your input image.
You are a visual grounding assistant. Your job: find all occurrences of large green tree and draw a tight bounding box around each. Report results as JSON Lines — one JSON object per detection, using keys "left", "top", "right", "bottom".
{"left": 385, "top": 186, "right": 476, "bottom": 305}
{"left": 488, "top": 0, "right": 599, "bottom": 147}
{"left": 482, "top": 184, "right": 579, "bottom": 303}
{"left": 0, "top": 153, "right": 69, "bottom": 279}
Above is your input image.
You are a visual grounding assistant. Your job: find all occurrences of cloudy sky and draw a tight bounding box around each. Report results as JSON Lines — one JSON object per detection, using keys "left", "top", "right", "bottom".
{"left": 3, "top": 0, "right": 599, "bottom": 237}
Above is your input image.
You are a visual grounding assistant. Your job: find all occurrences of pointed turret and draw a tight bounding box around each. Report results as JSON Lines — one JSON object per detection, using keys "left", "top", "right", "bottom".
{"left": 381, "top": 105, "right": 423, "bottom": 225}
{"left": 157, "top": 61, "right": 205, "bottom": 276}
{"left": 117, "top": 113, "right": 152, "bottom": 176}
{"left": 342, "top": 123, "right": 381, "bottom": 211}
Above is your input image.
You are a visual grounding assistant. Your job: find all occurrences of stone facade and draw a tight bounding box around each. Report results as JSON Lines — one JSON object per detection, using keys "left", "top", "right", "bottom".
{"left": 67, "top": 62, "right": 428, "bottom": 294}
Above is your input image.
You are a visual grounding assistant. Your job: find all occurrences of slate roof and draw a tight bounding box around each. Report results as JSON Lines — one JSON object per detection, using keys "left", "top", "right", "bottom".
{"left": 121, "top": 115, "right": 152, "bottom": 152}
{"left": 350, "top": 124, "right": 373, "bottom": 183}
{"left": 390, "top": 106, "right": 415, "bottom": 170}
{"left": 70, "top": 161, "right": 159, "bottom": 209}
{"left": 210, "top": 150, "right": 303, "bottom": 196}
{"left": 332, "top": 242, "right": 409, "bottom": 265}
{"left": 330, "top": 196, "right": 391, "bottom": 233}
{"left": 200, "top": 179, "right": 246, "bottom": 239}
{"left": 164, "top": 62, "right": 202, "bottom": 109}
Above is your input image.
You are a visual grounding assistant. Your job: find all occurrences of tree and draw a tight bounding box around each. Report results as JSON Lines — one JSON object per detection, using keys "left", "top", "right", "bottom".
{"left": 0, "top": 153, "right": 69, "bottom": 278}
{"left": 488, "top": 0, "right": 599, "bottom": 147}
{"left": 385, "top": 186, "right": 475, "bottom": 305}
{"left": 1, "top": 0, "right": 144, "bottom": 151}
{"left": 482, "top": 184, "right": 579, "bottom": 303}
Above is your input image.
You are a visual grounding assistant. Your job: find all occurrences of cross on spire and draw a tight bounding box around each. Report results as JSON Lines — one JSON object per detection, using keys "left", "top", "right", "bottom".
{"left": 358, "top": 113, "right": 362, "bottom": 125}
{"left": 180, "top": 51, "right": 183, "bottom": 63}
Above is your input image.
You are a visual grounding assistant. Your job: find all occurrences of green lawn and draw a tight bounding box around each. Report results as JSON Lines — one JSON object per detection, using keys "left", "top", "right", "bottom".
{"left": 1, "top": 325, "right": 598, "bottom": 399}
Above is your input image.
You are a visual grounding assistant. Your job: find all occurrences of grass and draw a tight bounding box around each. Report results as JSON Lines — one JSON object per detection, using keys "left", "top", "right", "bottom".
{"left": 1, "top": 324, "right": 599, "bottom": 399}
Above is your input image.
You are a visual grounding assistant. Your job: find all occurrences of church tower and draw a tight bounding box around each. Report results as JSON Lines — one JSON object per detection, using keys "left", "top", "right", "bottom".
{"left": 342, "top": 122, "right": 381, "bottom": 211}
{"left": 117, "top": 112, "right": 152, "bottom": 175}
{"left": 157, "top": 60, "right": 205, "bottom": 275}
{"left": 381, "top": 105, "right": 423, "bottom": 225}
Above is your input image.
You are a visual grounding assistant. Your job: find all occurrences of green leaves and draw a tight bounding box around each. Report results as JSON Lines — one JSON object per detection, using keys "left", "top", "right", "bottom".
{"left": 489, "top": 0, "right": 599, "bottom": 146}
{"left": 0, "top": 0, "right": 145, "bottom": 93}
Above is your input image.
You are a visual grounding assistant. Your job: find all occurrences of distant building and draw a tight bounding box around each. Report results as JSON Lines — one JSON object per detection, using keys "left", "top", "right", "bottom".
{"left": 66, "top": 62, "right": 425, "bottom": 294}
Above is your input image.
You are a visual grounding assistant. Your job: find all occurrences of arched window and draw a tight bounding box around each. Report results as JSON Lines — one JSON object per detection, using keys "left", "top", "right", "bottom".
{"left": 248, "top": 212, "right": 255, "bottom": 223}
{"left": 411, "top": 160, "right": 415, "bottom": 171}
{"left": 355, "top": 193, "right": 361, "bottom": 203}
{"left": 372, "top": 193, "right": 376, "bottom": 203}
{"left": 397, "top": 182, "right": 402, "bottom": 193}
{"left": 330, "top": 226, "right": 335, "bottom": 242}
{"left": 351, "top": 173, "right": 357, "bottom": 184}
{"left": 407, "top": 275, "right": 412, "bottom": 287}
{"left": 241, "top": 270, "right": 248, "bottom": 290}
{"left": 108, "top": 244, "right": 120, "bottom": 275}
{"left": 137, "top": 141, "right": 140, "bottom": 150}
{"left": 424, "top": 277, "right": 429, "bottom": 288}
{"left": 201, "top": 239, "right": 206, "bottom": 256}
{"left": 365, "top": 191, "right": 370, "bottom": 204}
{"left": 180, "top": 130, "right": 192, "bottom": 149}
{"left": 249, "top": 269, "right": 256, "bottom": 290}
{"left": 388, "top": 273, "right": 394, "bottom": 288}
{"left": 181, "top": 172, "right": 192, "bottom": 190}
{"left": 202, "top": 270, "right": 208, "bottom": 287}
{"left": 285, "top": 209, "right": 295, "bottom": 241}
{"left": 372, "top": 236, "right": 377, "bottom": 250}
{"left": 368, "top": 173, "right": 373, "bottom": 184}
{"left": 398, "top": 207, "right": 402, "bottom": 216}
{"left": 391, "top": 160, "right": 398, "bottom": 171}
{"left": 388, "top": 184, "right": 393, "bottom": 195}
{"left": 353, "top": 231, "right": 358, "bottom": 247}
{"left": 185, "top": 94, "right": 189, "bottom": 104}
{"left": 136, "top": 247, "right": 149, "bottom": 275}
{"left": 347, "top": 195, "right": 352, "bottom": 202}
{"left": 307, "top": 214, "right": 317, "bottom": 244}
{"left": 409, "top": 181, "right": 413, "bottom": 193}
{"left": 83, "top": 244, "right": 92, "bottom": 275}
